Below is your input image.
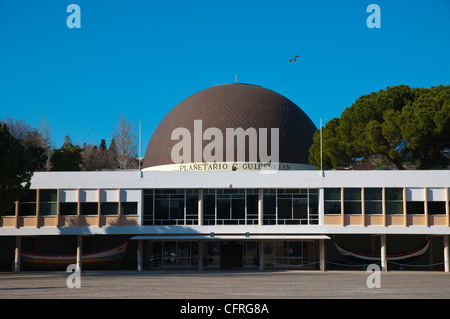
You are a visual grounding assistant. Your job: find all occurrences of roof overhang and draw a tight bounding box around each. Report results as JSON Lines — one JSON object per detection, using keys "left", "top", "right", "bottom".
{"left": 131, "top": 234, "right": 330, "bottom": 241}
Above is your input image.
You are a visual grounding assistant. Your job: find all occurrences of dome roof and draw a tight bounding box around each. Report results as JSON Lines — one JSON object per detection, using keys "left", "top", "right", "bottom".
{"left": 143, "top": 83, "right": 317, "bottom": 170}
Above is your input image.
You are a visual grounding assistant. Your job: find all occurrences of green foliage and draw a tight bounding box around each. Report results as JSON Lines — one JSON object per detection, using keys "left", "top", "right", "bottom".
{"left": 309, "top": 85, "right": 450, "bottom": 170}
{"left": 50, "top": 135, "right": 83, "bottom": 171}
{"left": 0, "top": 124, "right": 33, "bottom": 215}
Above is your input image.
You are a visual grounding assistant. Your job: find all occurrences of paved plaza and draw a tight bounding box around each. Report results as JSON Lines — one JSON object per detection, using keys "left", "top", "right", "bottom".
{"left": 0, "top": 270, "right": 449, "bottom": 299}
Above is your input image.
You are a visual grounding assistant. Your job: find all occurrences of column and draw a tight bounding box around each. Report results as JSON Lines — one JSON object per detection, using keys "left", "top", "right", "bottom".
{"left": 97, "top": 188, "right": 101, "bottom": 227}
{"left": 56, "top": 188, "right": 61, "bottom": 227}
{"left": 137, "top": 239, "right": 143, "bottom": 271}
{"left": 318, "top": 189, "right": 324, "bottom": 225}
{"left": 340, "top": 187, "right": 345, "bottom": 226}
{"left": 258, "top": 240, "right": 264, "bottom": 272}
{"left": 403, "top": 187, "right": 407, "bottom": 226}
{"left": 77, "top": 189, "right": 81, "bottom": 217}
{"left": 444, "top": 235, "right": 449, "bottom": 273}
{"left": 361, "top": 187, "right": 365, "bottom": 226}
{"left": 446, "top": 187, "right": 449, "bottom": 227}
{"left": 118, "top": 188, "right": 122, "bottom": 226}
{"left": 76, "top": 235, "right": 82, "bottom": 272}
{"left": 198, "top": 189, "right": 203, "bottom": 226}
{"left": 258, "top": 189, "right": 263, "bottom": 226}
{"left": 14, "top": 236, "right": 21, "bottom": 273}
{"left": 198, "top": 240, "right": 204, "bottom": 271}
{"left": 380, "top": 234, "right": 387, "bottom": 272}
{"left": 35, "top": 188, "right": 40, "bottom": 227}
{"left": 319, "top": 239, "right": 325, "bottom": 271}
{"left": 424, "top": 187, "right": 429, "bottom": 227}
{"left": 382, "top": 187, "right": 386, "bottom": 226}
{"left": 14, "top": 200, "right": 19, "bottom": 228}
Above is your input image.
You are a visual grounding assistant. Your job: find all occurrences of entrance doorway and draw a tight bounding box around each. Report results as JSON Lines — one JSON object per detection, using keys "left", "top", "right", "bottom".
{"left": 221, "top": 241, "right": 243, "bottom": 269}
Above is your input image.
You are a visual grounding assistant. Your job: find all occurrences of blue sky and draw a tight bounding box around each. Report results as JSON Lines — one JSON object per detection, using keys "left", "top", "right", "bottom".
{"left": 1, "top": 0, "right": 449, "bottom": 155}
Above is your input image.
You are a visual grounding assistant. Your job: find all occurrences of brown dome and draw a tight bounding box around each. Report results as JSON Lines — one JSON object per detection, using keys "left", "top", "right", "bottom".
{"left": 143, "top": 83, "right": 317, "bottom": 169}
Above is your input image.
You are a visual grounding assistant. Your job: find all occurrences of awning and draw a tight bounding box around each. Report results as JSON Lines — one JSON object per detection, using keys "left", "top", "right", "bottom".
{"left": 131, "top": 234, "right": 330, "bottom": 241}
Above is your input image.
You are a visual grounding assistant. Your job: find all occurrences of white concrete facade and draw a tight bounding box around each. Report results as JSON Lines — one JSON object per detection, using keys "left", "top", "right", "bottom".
{"left": 1, "top": 169, "right": 449, "bottom": 236}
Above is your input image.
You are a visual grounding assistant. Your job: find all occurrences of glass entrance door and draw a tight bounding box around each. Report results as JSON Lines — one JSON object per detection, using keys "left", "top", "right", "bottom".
{"left": 221, "top": 241, "right": 243, "bottom": 269}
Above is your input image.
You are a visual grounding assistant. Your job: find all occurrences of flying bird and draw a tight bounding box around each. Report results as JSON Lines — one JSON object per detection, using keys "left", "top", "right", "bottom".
{"left": 289, "top": 56, "right": 299, "bottom": 63}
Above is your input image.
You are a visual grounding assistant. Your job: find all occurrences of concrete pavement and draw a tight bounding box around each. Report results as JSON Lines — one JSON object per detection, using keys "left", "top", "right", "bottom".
{"left": 0, "top": 270, "right": 450, "bottom": 299}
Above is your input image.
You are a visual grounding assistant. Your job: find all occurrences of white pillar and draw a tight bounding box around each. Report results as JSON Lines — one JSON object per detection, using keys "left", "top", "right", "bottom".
{"left": 198, "top": 189, "right": 203, "bottom": 226}
{"left": 258, "top": 240, "right": 264, "bottom": 272}
{"left": 137, "top": 239, "right": 143, "bottom": 271}
{"left": 319, "top": 239, "right": 325, "bottom": 271}
{"left": 76, "top": 235, "right": 82, "bottom": 272}
{"left": 14, "top": 236, "right": 21, "bottom": 273}
{"left": 198, "top": 240, "right": 204, "bottom": 271}
{"left": 380, "top": 234, "right": 387, "bottom": 272}
{"left": 258, "top": 189, "right": 263, "bottom": 226}
{"left": 444, "top": 235, "right": 449, "bottom": 273}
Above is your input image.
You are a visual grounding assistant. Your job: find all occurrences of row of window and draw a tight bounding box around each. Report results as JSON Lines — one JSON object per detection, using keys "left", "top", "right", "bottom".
{"left": 324, "top": 188, "right": 447, "bottom": 215}
{"left": 263, "top": 189, "right": 318, "bottom": 225}
{"left": 7, "top": 188, "right": 447, "bottom": 219}
{"left": 6, "top": 189, "right": 138, "bottom": 216}
{"left": 143, "top": 189, "right": 319, "bottom": 226}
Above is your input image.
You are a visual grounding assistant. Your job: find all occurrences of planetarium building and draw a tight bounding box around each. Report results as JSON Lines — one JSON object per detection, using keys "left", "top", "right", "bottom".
{"left": 1, "top": 83, "right": 450, "bottom": 272}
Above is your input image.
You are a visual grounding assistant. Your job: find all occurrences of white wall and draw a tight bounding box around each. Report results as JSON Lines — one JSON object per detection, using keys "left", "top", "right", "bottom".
{"left": 29, "top": 170, "right": 450, "bottom": 190}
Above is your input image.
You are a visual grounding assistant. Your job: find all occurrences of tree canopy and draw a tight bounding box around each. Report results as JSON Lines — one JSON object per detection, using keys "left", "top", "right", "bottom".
{"left": 112, "top": 114, "right": 138, "bottom": 169}
{"left": 309, "top": 85, "right": 450, "bottom": 170}
{"left": 0, "top": 124, "right": 35, "bottom": 215}
{"left": 81, "top": 138, "right": 120, "bottom": 171}
{"left": 50, "top": 135, "right": 83, "bottom": 171}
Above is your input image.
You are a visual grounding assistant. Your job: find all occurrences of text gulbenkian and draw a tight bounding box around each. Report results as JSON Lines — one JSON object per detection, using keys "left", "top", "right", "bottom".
{"left": 180, "top": 303, "right": 269, "bottom": 316}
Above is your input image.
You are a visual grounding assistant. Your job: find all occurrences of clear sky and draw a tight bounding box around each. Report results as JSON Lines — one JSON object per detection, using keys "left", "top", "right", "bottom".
{"left": 1, "top": 0, "right": 449, "bottom": 155}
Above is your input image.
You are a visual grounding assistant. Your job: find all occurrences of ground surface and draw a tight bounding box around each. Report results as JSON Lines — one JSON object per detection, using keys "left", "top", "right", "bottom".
{"left": 0, "top": 269, "right": 449, "bottom": 299}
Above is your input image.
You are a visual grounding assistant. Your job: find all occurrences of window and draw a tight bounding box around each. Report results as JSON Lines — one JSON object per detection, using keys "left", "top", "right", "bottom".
{"left": 428, "top": 202, "right": 446, "bottom": 215}
{"left": 203, "top": 191, "right": 216, "bottom": 225}
{"left": 427, "top": 188, "right": 446, "bottom": 215}
{"left": 265, "top": 241, "right": 309, "bottom": 268}
{"left": 121, "top": 202, "right": 138, "bottom": 215}
{"left": 278, "top": 195, "right": 292, "bottom": 219}
{"left": 309, "top": 191, "right": 319, "bottom": 225}
{"left": 60, "top": 203, "right": 77, "bottom": 216}
{"left": 263, "top": 189, "right": 276, "bottom": 224}
{"left": 143, "top": 189, "right": 154, "bottom": 225}
{"left": 5, "top": 205, "right": 15, "bottom": 216}
{"left": 344, "top": 188, "right": 361, "bottom": 215}
{"left": 217, "top": 196, "right": 231, "bottom": 222}
{"left": 154, "top": 195, "right": 170, "bottom": 223}
{"left": 385, "top": 188, "right": 403, "bottom": 214}
{"left": 185, "top": 191, "right": 198, "bottom": 225}
{"left": 364, "top": 188, "right": 382, "bottom": 215}
{"left": 246, "top": 189, "right": 259, "bottom": 224}
{"left": 39, "top": 189, "right": 58, "bottom": 216}
{"left": 293, "top": 197, "right": 307, "bottom": 220}
{"left": 324, "top": 188, "right": 341, "bottom": 215}
{"left": 407, "top": 202, "right": 425, "bottom": 215}
{"left": 277, "top": 189, "right": 308, "bottom": 224}
{"left": 80, "top": 202, "right": 98, "bottom": 215}
{"left": 144, "top": 189, "right": 199, "bottom": 225}
{"left": 19, "top": 190, "right": 37, "bottom": 216}
{"left": 216, "top": 189, "right": 245, "bottom": 225}
{"left": 101, "top": 202, "right": 118, "bottom": 215}
{"left": 231, "top": 196, "right": 245, "bottom": 221}
{"left": 263, "top": 189, "right": 319, "bottom": 225}
{"left": 153, "top": 190, "right": 185, "bottom": 225}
